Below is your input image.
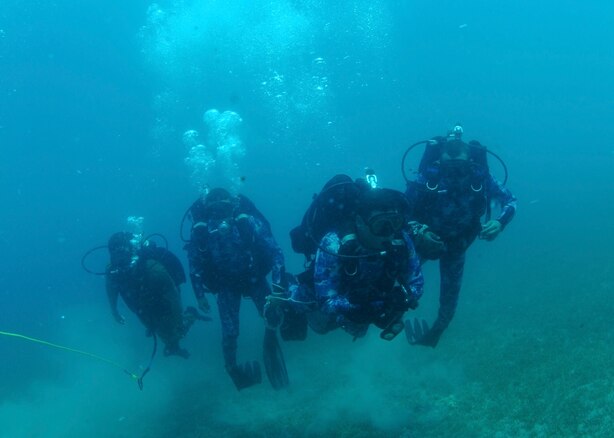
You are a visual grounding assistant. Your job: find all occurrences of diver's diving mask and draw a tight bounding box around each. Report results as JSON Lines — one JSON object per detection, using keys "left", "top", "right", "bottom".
{"left": 109, "top": 236, "right": 141, "bottom": 272}
{"left": 366, "top": 211, "right": 405, "bottom": 237}
{"left": 208, "top": 218, "right": 233, "bottom": 236}
{"left": 204, "top": 199, "right": 235, "bottom": 236}
{"left": 440, "top": 158, "right": 473, "bottom": 183}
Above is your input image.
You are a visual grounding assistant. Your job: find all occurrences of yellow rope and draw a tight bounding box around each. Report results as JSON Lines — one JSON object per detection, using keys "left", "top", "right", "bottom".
{"left": 0, "top": 330, "right": 139, "bottom": 380}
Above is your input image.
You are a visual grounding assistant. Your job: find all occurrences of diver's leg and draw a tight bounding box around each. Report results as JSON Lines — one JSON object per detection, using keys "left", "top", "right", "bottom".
{"left": 217, "top": 290, "right": 241, "bottom": 368}
{"left": 424, "top": 249, "right": 466, "bottom": 346}
{"left": 219, "top": 288, "right": 262, "bottom": 390}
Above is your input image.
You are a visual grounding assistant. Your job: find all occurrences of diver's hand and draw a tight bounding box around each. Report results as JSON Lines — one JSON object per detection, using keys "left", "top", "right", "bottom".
{"left": 113, "top": 312, "right": 126, "bottom": 325}
{"left": 197, "top": 295, "right": 211, "bottom": 314}
{"left": 264, "top": 288, "right": 288, "bottom": 313}
{"left": 423, "top": 230, "right": 444, "bottom": 248}
{"left": 480, "top": 220, "right": 502, "bottom": 241}
{"left": 263, "top": 299, "right": 285, "bottom": 329}
{"left": 272, "top": 267, "right": 291, "bottom": 294}
{"left": 264, "top": 288, "right": 289, "bottom": 329}
{"left": 414, "top": 228, "right": 445, "bottom": 259}
{"left": 387, "top": 286, "right": 419, "bottom": 311}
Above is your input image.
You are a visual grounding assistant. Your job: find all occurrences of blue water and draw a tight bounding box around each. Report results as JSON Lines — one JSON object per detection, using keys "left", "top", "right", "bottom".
{"left": 1, "top": 1, "right": 612, "bottom": 436}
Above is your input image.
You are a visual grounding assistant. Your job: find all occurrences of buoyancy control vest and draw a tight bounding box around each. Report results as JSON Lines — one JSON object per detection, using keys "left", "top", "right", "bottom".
{"left": 409, "top": 138, "right": 490, "bottom": 235}
{"left": 188, "top": 194, "right": 275, "bottom": 290}
{"left": 337, "top": 235, "right": 415, "bottom": 331}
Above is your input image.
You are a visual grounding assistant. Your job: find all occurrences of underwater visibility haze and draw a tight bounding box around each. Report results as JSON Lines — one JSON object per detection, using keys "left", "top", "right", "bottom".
{"left": 0, "top": 1, "right": 613, "bottom": 436}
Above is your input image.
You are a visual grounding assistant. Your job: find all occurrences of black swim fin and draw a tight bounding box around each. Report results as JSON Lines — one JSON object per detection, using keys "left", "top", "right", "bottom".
{"left": 404, "top": 318, "right": 430, "bottom": 345}
{"left": 263, "top": 329, "right": 289, "bottom": 390}
{"left": 379, "top": 314, "right": 405, "bottom": 341}
{"left": 227, "top": 361, "right": 262, "bottom": 391}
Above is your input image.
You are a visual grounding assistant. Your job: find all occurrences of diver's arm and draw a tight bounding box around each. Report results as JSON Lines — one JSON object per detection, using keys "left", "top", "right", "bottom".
{"left": 486, "top": 175, "right": 517, "bottom": 230}
{"left": 105, "top": 274, "right": 125, "bottom": 324}
{"left": 401, "top": 231, "right": 425, "bottom": 303}
{"left": 251, "top": 216, "right": 286, "bottom": 285}
{"left": 188, "top": 255, "right": 209, "bottom": 299}
{"left": 313, "top": 233, "right": 355, "bottom": 315}
{"left": 186, "top": 243, "right": 211, "bottom": 312}
{"left": 186, "top": 224, "right": 210, "bottom": 297}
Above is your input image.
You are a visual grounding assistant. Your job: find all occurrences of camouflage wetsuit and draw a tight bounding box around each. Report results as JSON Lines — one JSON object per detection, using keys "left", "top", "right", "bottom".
{"left": 187, "top": 213, "right": 284, "bottom": 367}
{"left": 405, "top": 156, "right": 517, "bottom": 346}
{"left": 301, "top": 230, "right": 424, "bottom": 338}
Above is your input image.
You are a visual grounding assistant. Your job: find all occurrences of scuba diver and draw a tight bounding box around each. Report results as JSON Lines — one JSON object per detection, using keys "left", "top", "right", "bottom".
{"left": 184, "top": 188, "right": 289, "bottom": 391}
{"left": 105, "top": 231, "right": 208, "bottom": 358}
{"left": 266, "top": 174, "right": 424, "bottom": 341}
{"left": 402, "top": 124, "right": 517, "bottom": 347}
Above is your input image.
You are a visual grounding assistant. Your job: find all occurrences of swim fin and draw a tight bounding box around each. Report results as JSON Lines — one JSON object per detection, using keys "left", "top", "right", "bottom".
{"left": 404, "top": 318, "right": 430, "bottom": 345}
{"left": 263, "top": 328, "right": 289, "bottom": 390}
{"left": 379, "top": 314, "right": 405, "bottom": 341}
{"left": 226, "top": 361, "right": 262, "bottom": 391}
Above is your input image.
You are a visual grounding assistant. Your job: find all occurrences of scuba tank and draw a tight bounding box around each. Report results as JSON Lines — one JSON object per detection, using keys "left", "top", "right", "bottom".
{"left": 401, "top": 125, "right": 510, "bottom": 223}
{"left": 401, "top": 125, "right": 508, "bottom": 186}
